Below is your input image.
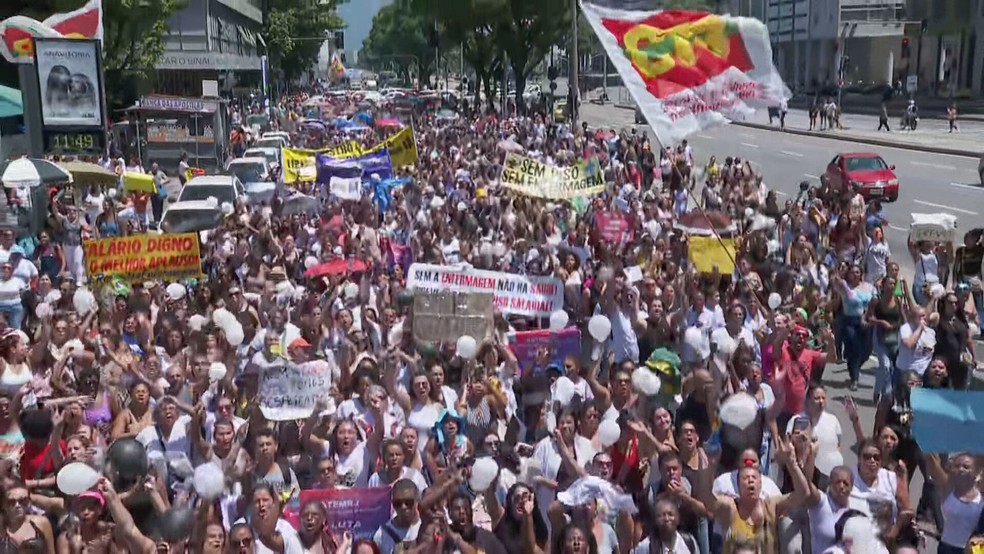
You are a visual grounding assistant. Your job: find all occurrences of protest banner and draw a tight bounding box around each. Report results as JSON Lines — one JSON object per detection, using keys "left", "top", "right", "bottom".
{"left": 508, "top": 327, "right": 582, "bottom": 375}
{"left": 282, "top": 148, "right": 318, "bottom": 183}
{"left": 321, "top": 141, "right": 364, "bottom": 159}
{"left": 283, "top": 488, "right": 391, "bottom": 538}
{"left": 83, "top": 233, "right": 203, "bottom": 283}
{"left": 412, "top": 291, "right": 494, "bottom": 343}
{"left": 688, "top": 235, "right": 736, "bottom": 274}
{"left": 329, "top": 176, "right": 362, "bottom": 200}
{"left": 911, "top": 388, "right": 984, "bottom": 454}
{"left": 370, "top": 127, "right": 418, "bottom": 167}
{"left": 356, "top": 148, "right": 394, "bottom": 180}
{"left": 407, "top": 263, "right": 564, "bottom": 317}
{"left": 595, "top": 210, "right": 632, "bottom": 242}
{"left": 911, "top": 212, "right": 957, "bottom": 243}
{"left": 318, "top": 149, "right": 393, "bottom": 181}
{"left": 258, "top": 360, "right": 332, "bottom": 421}
{"left": 500, "top": 153, "right": 605, "bottom": 199}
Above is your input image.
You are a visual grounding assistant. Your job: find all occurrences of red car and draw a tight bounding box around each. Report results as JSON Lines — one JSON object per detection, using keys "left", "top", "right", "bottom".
{"left": 823, "top": 152, "right": 899, "bottom": 202}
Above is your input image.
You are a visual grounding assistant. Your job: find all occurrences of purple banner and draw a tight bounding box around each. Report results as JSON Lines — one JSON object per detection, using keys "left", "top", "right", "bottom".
{"left": 508, "top": 327, "right": 582, "bottom": 375}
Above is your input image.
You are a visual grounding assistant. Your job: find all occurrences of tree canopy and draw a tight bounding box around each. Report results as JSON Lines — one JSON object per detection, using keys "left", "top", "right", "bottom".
{"left": 361, "top": 0, "right": 435, "bottom": 87}
{"left": 262, "top": 0, "right": 345, "bottom": 81}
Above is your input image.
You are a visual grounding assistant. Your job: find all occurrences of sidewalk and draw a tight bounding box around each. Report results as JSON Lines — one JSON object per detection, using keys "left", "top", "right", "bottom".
{"left": 787, "top": 93, "right": 984, "bottom": 122}
{"left": 731, "top": 109, "right": 982, "bottom": 157}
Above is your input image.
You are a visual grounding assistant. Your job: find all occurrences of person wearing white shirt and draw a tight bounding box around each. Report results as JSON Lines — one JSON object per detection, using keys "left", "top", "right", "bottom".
{"left": 374, "top": 479, "right": 423, "bottom": 552}
{"left": 633, "top": 498, "right": 697, "bottom": 553}
{"left": 135, "top": 397, "right": 194, "bottom": 483}
{"left": 83, "top": 184, "right": 105, "bottom": 226}
{"left": 896, "top": 307, "right": 936, "bottom": 377}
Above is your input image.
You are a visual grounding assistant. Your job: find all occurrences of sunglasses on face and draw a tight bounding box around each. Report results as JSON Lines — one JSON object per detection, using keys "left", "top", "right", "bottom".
{"left": 392, "top": 498, "right": 416, "bottom": 508}
{"left": 862, "top": 451, "right": 881, "bottom": 461}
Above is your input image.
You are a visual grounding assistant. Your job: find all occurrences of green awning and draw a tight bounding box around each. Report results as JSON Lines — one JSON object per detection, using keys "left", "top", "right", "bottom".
{"left": 0, "top": 85, "right": 23, "bottom": 118}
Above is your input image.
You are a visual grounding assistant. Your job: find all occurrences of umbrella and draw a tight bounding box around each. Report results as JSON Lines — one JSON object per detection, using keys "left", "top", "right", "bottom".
{"left": 281, "top": 193, "right": 322, "bottom": 216}
{"left": 58, "top": 161, "right": 118, "bottom": 187}
{"left": 303, "top": 258, "right": 369, "bottom": 278}
{"left": 353, "top": 112, "right": 373, "bottom": 126}
{"left": 497, "top": 139, "right": 523, "bottom": 153}
{"left": 674, "top": 210, "right": 737, "bottom": 236}
{"left": 375, "top": 117, "right": 402, "bottom": 129}
{"left": 0, "top": 158, "right": 72, "bottom": 188}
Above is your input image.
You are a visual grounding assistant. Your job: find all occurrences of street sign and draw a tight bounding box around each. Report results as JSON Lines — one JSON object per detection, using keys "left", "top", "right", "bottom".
{"left": 906, "top": 75, "right": 918, "bottom": 93}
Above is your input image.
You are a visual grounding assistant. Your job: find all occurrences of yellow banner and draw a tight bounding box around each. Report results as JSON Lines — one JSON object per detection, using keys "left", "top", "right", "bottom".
{"left": 500, "top": 153, "right": 605, "bottom": 199}
{"left": 282, "top": 148, "right": 318, "bottom": 183}
{"left": 321, "top": 141, "right": 364, "bottom": 159}
{"left": 688, "top": 236, "right": 736, "bottom": 274}
{"left": 322, "top": 129, "right": 418, "bottom": 168}
{"left": 83, "top": 233, "right": 204, "bottom": 283}
{"left": 369, "top": 127, "right": 418, "bottom": 168}
{"left": 123, "top": 172, "right": 156, "bottom": 194}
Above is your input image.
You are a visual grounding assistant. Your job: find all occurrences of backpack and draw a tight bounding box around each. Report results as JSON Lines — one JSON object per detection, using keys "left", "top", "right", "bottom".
{"left": 680, "top": 532, "right": 698, "bottom": 554}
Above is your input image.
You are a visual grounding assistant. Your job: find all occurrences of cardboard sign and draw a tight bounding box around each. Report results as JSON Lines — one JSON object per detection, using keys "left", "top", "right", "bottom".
{"left": 407, "top": 263, "right": 564, "bottom": 317}
{"left": 688, "top": 235, "right": 736, "bottom": 274}
{"left": 83, "top": 233, "right": 203, "bottom": 283}
{"left": 412, "top": 291, "right": 494, "bottom": 343}
{"left": 283, "top": 487, "right": 392, "bottom": 538}
{"left": 500, "top": 153, "right": 605, "bottom": 199}
{"left": 330, "top": 176, "right": 362, "bottom": 200}
{"left": 911, "top": 212, "right": 957, "bottom": 243}
{"left": 508, "top": 327, "right": 582, "bottom": 375}
{"left": 258, "top": 360, "right": 332, "bottom": 421}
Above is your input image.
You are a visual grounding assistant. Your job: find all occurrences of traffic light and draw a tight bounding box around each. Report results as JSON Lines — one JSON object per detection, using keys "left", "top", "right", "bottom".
{"left": 901, "top": 36, "right": 910, "bottom": 58}
{"left": 547, "top": 65, "right": 558, "bottom": 81}
{"left": 920, "top": 18, "right": 928, "bottom": 34}
{"left": 334, "top": 31, "right": 344, "bottom": 49}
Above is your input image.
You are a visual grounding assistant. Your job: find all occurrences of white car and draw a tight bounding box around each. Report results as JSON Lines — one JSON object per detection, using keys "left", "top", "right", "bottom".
{"left": 157, "top": 200, "right": 226, "bottom": 235}
{"left": 177, "top": 175, "right": 245, "bottom": 206}
{"left": 523, "top": 85, "right": 542, "bottom": 102}
{"left": 225, "top": 157, "right": 276, "bottom": 203}
{"left": 243, "top": 147, "right": 281, "bottom": 170}
{"left": 260, "top": 132, "right": 290, "bottom": 147}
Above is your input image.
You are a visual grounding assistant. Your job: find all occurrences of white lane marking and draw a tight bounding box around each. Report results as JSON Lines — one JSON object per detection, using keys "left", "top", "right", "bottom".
{"left": 889, "top": 224, "right": 908, "bottom": 232}
{"left": 913, "top": 199, "right": 979, "bottom": 215}
{"left": 741, "top": 142, "right": 759, "bottom": 148}
{"left": 781, "top": 150, "right": 804, "bottom": 157}
{"left": 804, "top": 173, "right": 821, "bottom": 180}
{"left": 697, "top": 134, "right": 713, "bottom": 139}
{"left": 911, "top": 161, "right": 956, "bottom": 170}
{"left": 740, "top": 132, "right": 755, "bottom": 138}
{"left": 950, "top": 182, "right": 983, "bottom": 191}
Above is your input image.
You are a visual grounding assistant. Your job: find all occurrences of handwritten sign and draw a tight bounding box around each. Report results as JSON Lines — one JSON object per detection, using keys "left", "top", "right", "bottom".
{"left": 83, "top": 233, "right": 203, "bottom": 283}
{"left": 508, "top": 327, "right": 582, "bottom": 375}
{"left": 595, "top": 211, "right": 632, "bottom": 242}
{"left": 407, "top": 263, "right": 564, "bottom": 317}
{"left": 258, "top": 360, "right": 332, "bottom": 421}
{"left": 412, "top": 291, "right": 493, "bottom": 343}
{"left": 284, "top": 488, "right": 392, "bottom": 539}
{"left": 911, "top": 212, "right": 957, "bottom": 243}
{"left": 500, "top": 153, "right": 605, "bottom": 199}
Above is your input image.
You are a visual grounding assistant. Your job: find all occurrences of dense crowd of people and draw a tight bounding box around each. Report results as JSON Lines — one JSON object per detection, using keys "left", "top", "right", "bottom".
{"left": 0, "top": 86, "right": 982, "bottom": 554}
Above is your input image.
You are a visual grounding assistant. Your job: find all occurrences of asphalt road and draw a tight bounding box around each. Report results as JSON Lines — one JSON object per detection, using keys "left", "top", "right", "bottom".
{"left": 580, "top": 102, "right": 984, "bottom": 550}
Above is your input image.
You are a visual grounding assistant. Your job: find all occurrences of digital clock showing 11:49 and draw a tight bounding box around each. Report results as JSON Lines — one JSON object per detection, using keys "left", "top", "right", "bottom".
{"left": 45, "top": 131, "right": 105, "bottom": 154}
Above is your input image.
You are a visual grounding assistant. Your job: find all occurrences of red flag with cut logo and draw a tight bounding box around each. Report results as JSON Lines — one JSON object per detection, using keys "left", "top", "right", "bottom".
{"left": 581, "top": 1, "right": 789, "bottom": 146}
{"left": 0, "top": 0, "right": 104, "bottom": 63}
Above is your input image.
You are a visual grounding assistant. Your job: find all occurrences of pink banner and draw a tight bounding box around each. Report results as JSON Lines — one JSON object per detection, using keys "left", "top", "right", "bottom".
{"left": 596, "top": 211, "right": 632, "bottom": 243}
{"left": 283, "top": 487, "right": 392, "bottom": 540}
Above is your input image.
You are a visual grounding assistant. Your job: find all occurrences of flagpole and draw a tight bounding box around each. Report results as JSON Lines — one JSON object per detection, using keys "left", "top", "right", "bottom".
{"left": 571, "top": 0, "right": 579, "bottom": 126}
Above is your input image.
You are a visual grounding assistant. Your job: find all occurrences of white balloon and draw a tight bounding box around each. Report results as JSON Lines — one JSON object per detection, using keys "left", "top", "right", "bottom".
{"left": 719, "top": 393, "right": 759, "bottom": 430}
{"left": 631, "top": 368, "right": 662, "bottom": 396}
{"left": 224, "top": 322, "right": 245, "bottom": 347}
{"left": 468, "top": 457, "right": 499, "bottom": 492}
{"left": 73, "top": 289, "right": 97, "bottom": 315}
{"left": 212, "top": 308, "right": 235, "bottom": 328}
{"left": 193, "top": 463, "right": 226, "bottom": 501}
{"left": 57, "top": 462, "right": 100, "bottom": 496}
{"left": 304, "top": 256, "right": 319, "bottom": 269}
{"left": 554, "top": 378, "right": 577, "bottom": 407}
{"left": 456, "top": 335, "right": 478, "bottom": 360}
{"left": 549, "top": 310, "right": 569, "bottom": 330}
{"left": 588, "top": 315, "right": 612, "bottom": 342}
{"left": 598, "top": 419, "right": 621, "bottom": 447}
{"left": 208, "top": 362, "right": 227, "bottom": 382}
{"left": 35, "top": 302, "right": 51, "bottom": 320}
{"left": 714, "top": 335, "right": 737, "bottom": 361}
{"left": 188, "top": 314, "right": 208, "bottom": 332}
{"left": 768, "top": 292, "right": 782, "bottom": 310}
{"left": 220, "top": 201, "right": 234, "bottom": 216}
{"left": 166, "top": 283, "right": 186, "bottom": 301}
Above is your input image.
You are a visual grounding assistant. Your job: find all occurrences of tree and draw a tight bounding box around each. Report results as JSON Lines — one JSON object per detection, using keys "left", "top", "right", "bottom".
{"left": 497, "top": 0, "right": 571, "bottom": 113}
{"left": 262, "top": 0, "right": 345, "bottom": 81}
{"left": 361, "top": 0, "right": 434, "bottom": 87}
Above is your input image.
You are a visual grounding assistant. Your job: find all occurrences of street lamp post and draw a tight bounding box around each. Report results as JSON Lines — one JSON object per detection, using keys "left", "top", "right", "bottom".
{"left": 571, "top": 0, "right": 579, "bottom": 125}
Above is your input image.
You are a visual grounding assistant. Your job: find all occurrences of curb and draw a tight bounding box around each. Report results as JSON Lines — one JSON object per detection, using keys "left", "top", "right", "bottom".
{"left": 614, "top": 101, "right": 984, "bottom": 122}
{"left": 730, "top": 121, "right": 980, "bottom": 157}
{"left": 614, "top": 103, "right": 980, "bottom": 157}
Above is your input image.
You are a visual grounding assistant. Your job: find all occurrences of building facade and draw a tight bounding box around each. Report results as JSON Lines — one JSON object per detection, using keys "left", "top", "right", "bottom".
{"left": 156, "top": 0, "right": 265, "bottom": 97}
